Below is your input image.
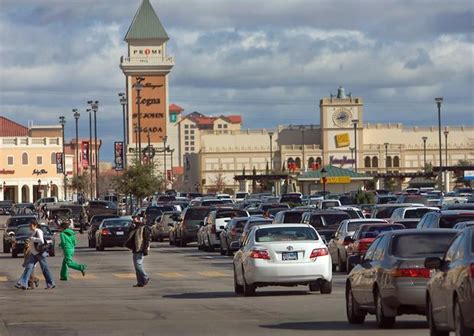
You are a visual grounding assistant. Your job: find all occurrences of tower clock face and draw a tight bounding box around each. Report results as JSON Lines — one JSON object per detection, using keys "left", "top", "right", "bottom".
{"left": 332, "top": 108, "right": 353, "bottom": 127}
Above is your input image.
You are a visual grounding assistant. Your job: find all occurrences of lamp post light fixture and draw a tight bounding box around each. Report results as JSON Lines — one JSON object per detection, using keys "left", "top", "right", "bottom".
{"left": 135, "top": 77, "right": 145, "bottom": 164}
{"left": 444, "top": 128, "right": 449, "bottom": 192}
{"left": 435, "top": 97, "right": 443, "bottom": 191}
{"left": 384, "top": 142, "right": 389, "bottom": 173}
{"left": 87, "top": 100, "right": 99, "bottom": 198}
{"left": 59, "top": 115, "right": 67, "bottom": 201}
{"left": 352, "top": 119, "right": 359, "bottom": 173}
{"left": 268, "top": 131, "right": 274, "bottom": 172}
{"left": 119, "top": 93, "right": 128, "bottom": 167}
{"left": 86, "top": 108, "right": 93, "bottom": 199}
{"left": 321, "top": 167, "right": 327, "bottom": 200}
{"left": 73, "top": 109, "right": 80, "bottom": 176}
{"left": 422, "top": 136, "right": 428, "bottom": 173}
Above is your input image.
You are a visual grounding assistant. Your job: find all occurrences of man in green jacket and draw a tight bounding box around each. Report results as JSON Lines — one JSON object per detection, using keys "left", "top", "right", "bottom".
{"left": 59, "top": 221, "right": 86, "bottom": 281}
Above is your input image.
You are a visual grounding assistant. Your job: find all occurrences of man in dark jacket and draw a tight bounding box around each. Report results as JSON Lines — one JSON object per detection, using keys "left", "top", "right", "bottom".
{"left": 125, "top": 215, "right": 151, "bottom": 287}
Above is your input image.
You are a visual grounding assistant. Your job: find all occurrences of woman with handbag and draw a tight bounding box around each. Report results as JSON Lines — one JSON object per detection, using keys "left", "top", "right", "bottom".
{"left": 15, "top": 220, "right": 55, "bottom": 290}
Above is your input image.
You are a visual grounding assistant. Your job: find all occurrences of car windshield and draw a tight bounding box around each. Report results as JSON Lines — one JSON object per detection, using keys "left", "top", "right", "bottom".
{"left": 391, "top": 232, "right": 457, "bottom": 258}
{"left": 321, "top": 201, "right": 340, "bottom": 209}
{"left": 246, "top": 220, "right": 273, "bottom": 231}
{"left": 102, "top": 220, "right": 131, "bottom": 228}
{"left": 405, "top": 208, "right": 435, "bottom": 219}
{"left": 322, "top": 213, "right": 350, "bottom": 226}
{"left": 15, "top": 226, "right": 32, "bottom": 236}
{"left": 255, "top": 227, "right": 318, "bottom": 242}
{"left": 216, "top": 210, "right": 247, "bottom": 219}
{"left": 8, "top": 217, "right": 34, "bottom": 227}
{"left": 185, "top": 208, "right": 211, "bottom": 220}
{"left": 283, "top": 212, "right": 304, "bottom": 223}
{"left": 439, "top": 215, "right": 474, "bottom": 229}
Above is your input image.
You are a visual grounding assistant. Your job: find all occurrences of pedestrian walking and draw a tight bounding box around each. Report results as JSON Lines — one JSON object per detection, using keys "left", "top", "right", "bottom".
{"left": 41, "top": 204, "right": 48, "bottom": 219}
{"left": 124, "top": 215, "right": 151, "bottom": 287}
{"left": 59, "top": 220, "right": 86, "bottom": 281}
{"left": 15, "top": 219, "right": 55, "bottom": 290}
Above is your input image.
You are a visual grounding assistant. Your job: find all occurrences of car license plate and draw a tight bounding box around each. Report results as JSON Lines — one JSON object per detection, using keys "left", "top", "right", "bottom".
{"left": 116, "top": 231, "right": 124, "bottom": 236}
{"left": 282, "top": 252, "right": 298, "bottom": 261}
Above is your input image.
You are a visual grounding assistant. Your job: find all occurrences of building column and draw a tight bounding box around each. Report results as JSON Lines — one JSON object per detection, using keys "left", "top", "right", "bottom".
{"left": 28, "top": 184, "right": 34, "bottom": 203}
{"left": 445, "top": 171, "right": 450, "bottom": 192}
{"left": 0, "top": 187, "right": 4, "bottom": 201}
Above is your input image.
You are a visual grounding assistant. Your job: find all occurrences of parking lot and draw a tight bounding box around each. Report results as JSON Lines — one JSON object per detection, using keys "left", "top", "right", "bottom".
{"left": 0, "top": 215, "right": 433, "bottom": 336}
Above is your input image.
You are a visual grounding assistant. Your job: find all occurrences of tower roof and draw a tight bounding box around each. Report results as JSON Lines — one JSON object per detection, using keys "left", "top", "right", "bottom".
{"left": 125, "top": 0, "right": 169, "bottom": 42}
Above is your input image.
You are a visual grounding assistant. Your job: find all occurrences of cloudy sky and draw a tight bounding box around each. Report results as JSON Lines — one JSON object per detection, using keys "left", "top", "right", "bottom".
{"left": 1, "top": 0, "right": 472, "bottom": 161}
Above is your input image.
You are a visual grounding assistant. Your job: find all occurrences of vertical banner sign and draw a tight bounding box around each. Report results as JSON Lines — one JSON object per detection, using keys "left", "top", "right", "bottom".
{"left": 114, "top": 142, "right": 124, "bottom": 170}
{"left": 81, "top": 141, "right": 89, "bottom": 168}
{"left": 56, "top": 153, "right": 64, "bottom": 174}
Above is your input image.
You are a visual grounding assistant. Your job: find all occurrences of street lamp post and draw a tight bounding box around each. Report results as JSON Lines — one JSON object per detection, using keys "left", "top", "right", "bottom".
{"left": 73, "top": 109, "right": 80, "bottom": 176}
{"left": 87, "top": 108, "right": 93, "bottom": 199}
{"left": 349, "top": 147, "right": 354, "bottom": 170}
{"left": 134, "top": 124, "right": 139, "bottom": 161}
{"left": 444, "top": 129, "right": 449, "bottom": 192}
{"left": 163, "top": 136, "right": 168, "bottom": 189}
{"left": 352, "top": 119, "right": 359, "bottom": 173}
{"left": 422, "top": 136, "right": 428, "bottom": 173}
{"left": 268, "top": 131, "right": 274, "bottom": 171}
{"left": 119, "top": 93, "right": 128, "bottom": 167}
{"left": 170, "top": 148, "right": 175, "bottom": 184}
{"left": 321, "top": 167, "right": 327, "bottom": 200}
{"left": 135, "top": 77, "right": 145, "bottom": 164}
{"left": 435, "top": 97, "right": 443, "bottom": 191}
{"left": 59, "top": 116, "right": 67, "bottom": 201}
{"left": 384, "top": 142, "right": 389, "bottom": 173}
{"left": 88, "top": 101, "right": 99, "bottom": 198}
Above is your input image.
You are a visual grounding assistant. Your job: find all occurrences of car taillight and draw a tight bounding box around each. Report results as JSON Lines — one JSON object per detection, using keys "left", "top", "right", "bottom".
{"left": 249, "top": 249, "right": 271, "bottom": 260}
{"left": 355, "top": 239, "right": 373, "bottom": 253}
{"left": 393, "top": 268, "right": 430, "bottom": 278}
{"left": 469, "top": 264, "right": 474, "bottom": 278}
{"left": 310, "top": 247, "right": 329, "bottom": 259}
{"left": 101, "top": 229, "right": 112, "bottom": 236}
{"left": 210, "top": 225, "right": 216, "bottom": 234}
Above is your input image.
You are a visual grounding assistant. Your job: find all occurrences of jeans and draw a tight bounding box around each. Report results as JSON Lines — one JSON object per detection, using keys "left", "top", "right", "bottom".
{"left": 132, "top": 252, "right": 148, "bottom": 285}
{"left": 18, "top": 253, "right": 55, "bottom": 288}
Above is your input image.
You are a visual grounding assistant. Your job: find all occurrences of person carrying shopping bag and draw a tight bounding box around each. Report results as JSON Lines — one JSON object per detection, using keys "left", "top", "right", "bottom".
{"left": 59, "top": 220, "right": 86, "bottom": 281}
{"left": 125, "top": 215, "right": 151, "bottom": 287}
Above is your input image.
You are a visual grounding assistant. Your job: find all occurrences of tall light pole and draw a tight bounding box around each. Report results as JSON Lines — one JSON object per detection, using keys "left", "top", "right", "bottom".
{"left": 73, "top": 109, "right": 80, "bottom": 176}
{"left": 349, "top": 147, "right": 354, "bottom": 170}
{"left": 163, "top": 135, "right": 168, "bottom": 189}
{"left": 87, "top": 108, "right": 93, "bottom": 199}
{"left": 170, "top": 148, "right": 175, "bottom": 185}
{"left": 59, "top": 116, "right": 67, "bottom": 200}
{"left": 435, "top": 97, "right": 443, "bottom": 191}
{"left": 268, "top": 131, "right": 274, "bottom": 171}
{"left": 119, "top": 93, "right": 128, "bottom": 167}
{"left": 134, "top": 124, "right": 139, "bottom": 161}
{"left": 88, "top": 100, "right": 99, "bottom": 198}
{"left": 444, "top": 129, "right": 449, "bottom": 192}
{"left": 321, "top": 167, "right": 327, "bottom": 200}
{"left": 384, "top": 142, "right": 389, "bottom": 173}
{"left": 300, "top": 127, "right": 306, "bottom": 171}
{"left": 422, "top": 136, "right": 428, "bottom": 173}
{"left": 352, "top": 119, "right": 359, "bottom": 173}
{"left": 135, "top": 77, "right": 145, "bottom": 164}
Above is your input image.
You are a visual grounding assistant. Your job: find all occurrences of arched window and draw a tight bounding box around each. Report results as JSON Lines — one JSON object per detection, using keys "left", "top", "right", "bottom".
{"left": 316, "top": 157, "right": 322, "bottom": 165}
{"left": 295, "top": 157, "right": 301, "bottom": 168}
{"left": 22, "top": 152, "right": 28, "bottom": 165}
{"left": 51, "top": 152, "right": 56, "bottom": 164}
{"left": 287, "top": 157, "right": 294, "bottom": 168}
{"left": 364, "top": 156, "right": 371, "bottom": 168}
{"left": 386, "top": 156, "right": 392, "bottom": 168}
{"left": 393, "top": 156, "right": 400, "bottom": 167}
{"left": 372, "top": 156, "right": 378, "bottom": 168}
{"left": 308, "top": 157, "right": 315, "bottom": 169}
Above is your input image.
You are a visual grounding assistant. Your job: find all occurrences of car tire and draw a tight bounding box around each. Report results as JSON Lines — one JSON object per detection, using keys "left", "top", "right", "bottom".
{"left": 320, "top": 280, "right": 332, "bottom": 294}
{"left": 98, "top": 244, "right": 104, "bottom": 251}
{"left": 338, "top": 252, "right": 347, "bottom": 272}
{"left": 427, "top": 297, "right": 449, "bottom": 336}
{"left": 375, "top": 289, "right": 395, "bottom": 329}
{"left": 208, "top": 236, "right": 215, "bottom": 252}
{"left": 309, "top": 281, "right": 320, "bottom": 292}
{"left": 3, "top": 240, "right": 10, "bottom": 253}
{"left": 454, "top": 297, "right": 469, "bottom": 336}
{"left": 233, "top": 266, "right": 243, "bottom": 295}
{"left": 11, "top": 247, "right": 18, "bottom": 258}
{"left": 346, "top": 284, "right": 366, "bottom": 324}
{"left": 242, "top": 270, "right": 256, "bottom": 297}
{"left": 181, "top": 238, "right": 187, "bottom": 248}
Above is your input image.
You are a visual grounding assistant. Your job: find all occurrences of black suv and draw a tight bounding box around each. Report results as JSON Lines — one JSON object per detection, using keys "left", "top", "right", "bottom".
{"left": 175, "top": 206, "right": 212, "bottom": 245}
{"left": 87, "top": 214, "right": 120, "bottom": 248}
{"left": 3, "top": 215, "right": 37, "bottom": 253}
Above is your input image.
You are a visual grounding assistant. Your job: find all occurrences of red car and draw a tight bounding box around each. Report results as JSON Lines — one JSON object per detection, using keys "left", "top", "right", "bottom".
{"left": 345, "top": 223, "right": 405, "bottom": 273}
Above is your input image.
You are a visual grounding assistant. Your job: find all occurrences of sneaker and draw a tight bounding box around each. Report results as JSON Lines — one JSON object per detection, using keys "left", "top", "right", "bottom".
{"left": 60, "top": 278, "right": 68, "bottom": 281}
{"left": 81, "top": 266, "right": 87, "bottom": 277}
{"left": 45, "top": 285, "right": 56, "bottom": 290}
{"left": 133, "top": 284, "right": 144, "bottom": 288}
{"left": 15, "top": 283, "right": 28, "bottom": 290}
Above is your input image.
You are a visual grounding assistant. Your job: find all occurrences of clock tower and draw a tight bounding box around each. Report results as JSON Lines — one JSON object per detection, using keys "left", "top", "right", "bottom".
{"left": 320, "top": 86, "right": 364, "bottom": 169}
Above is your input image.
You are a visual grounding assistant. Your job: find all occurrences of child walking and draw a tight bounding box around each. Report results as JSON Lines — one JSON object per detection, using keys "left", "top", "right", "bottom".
{"left": 59, "top": 221, "right": 86, "bottom": 280}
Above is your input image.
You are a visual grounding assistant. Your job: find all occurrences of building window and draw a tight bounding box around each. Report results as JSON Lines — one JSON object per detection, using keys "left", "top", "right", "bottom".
{"left": 185, "top": 136, "right": 189, "bottom": 140}
{"left": 295, "top": 157, "right": 301, "bottom": 168}
{"left": 22, "top": 152, "right": 28, "bottom": 165}
{"left": 190, "top": 136, "right": 195, "bottom": 140}
{"left": 393, "top": 156, "right": 400, "bottom": 167}
{"left": 364, "top": 156, "right": 371, "bottom": 168}
{"left": 223, "top": 124, "right": 228, "bottom": 128}
{"left": 37, "top": 156, "right": 43, "bottom": 165}
{"left": 7, "top": 156, "right": 13, "bottom": 165}
{"left": 386, "top": 156, "right": 392, "bottom": 168}
{"left": 190, "top": 125, "right": 195, "bottom": 129}
{"left": 287, "top": 157, "right": 294, "bottom": 168}
{"left": 184, "top": 125, "right": 189, "bottom": 129}
{"left": 51, "top": 153, "right": 56, "bottom": 164}
{"left": 316, "top": 157, "right": 322, "bottom": 165}
{"left": 185, "top": 141, "right": 189, "bottom": 146}
{"left": 190, "top": 147, "right": 195, "bottom": 151}
{"left": 190, "top": 141, "right": 195, "bottom": 146}
{"left": 185, "top": 147, "right": 189, "bottom": 151}
{"left": 190, "top": 130, "right": 195, "bottom": 134}
{"left": 170, "top": 113, "right": 177, "bottom": 123}
{"left": 218, "top": 124, "right": 222, "bottom": 129}
{"left": 185, "top": 130, "right": 189, "bottom": 135}
{"left": 372, "top": 156, "right": 378, "bottom": 168}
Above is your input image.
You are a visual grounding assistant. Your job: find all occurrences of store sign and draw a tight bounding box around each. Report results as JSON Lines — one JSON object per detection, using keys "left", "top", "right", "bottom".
{"left": 32, "top": 169, "right": 48, "bottom": 176}
{"left": 82, "top": 141, "right": 89, "bottom": 168}
{"left": 114, "top": 142, "right": 124, "bottom": 171}
{"left": 464, "top": 170, "right": 474, "bottom": 181}
{"left": 329, "top": 156, "right": 355, "bottom": 166}
{"left": 132, "top": 48, "right": 161, "bottom": 56}
{"left": 320, "top": 176, "right": 351, "bottom": 184}
{"left": 335, "top": 133, "right": 350, "bottom": 148}
{"left": 0, "top": 169, "right": 14, "bottom": 174}
{"left": 56, "top": 153, "right": 64, "bottom": 174}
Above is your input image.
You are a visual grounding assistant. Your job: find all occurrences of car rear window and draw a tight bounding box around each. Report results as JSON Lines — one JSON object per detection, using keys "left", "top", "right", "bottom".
{"left": 391, "top": 232, "right": 457, "bottom": 258}
{"left": 255, "top": 227, "right": 318, "bottom": 242}
{"left": 283, "top": 212, "right": 304, "bottom": 223}
{"left": 321, "top": 201, "right": 340, "bottom": 209}
{"left": 405, "top": 208, "right": 435, "bottom": 219}
{"left": 8, "top": 217, "right": 34, "bottom": 227}
{"left": 185, "top": 208, "right": 211, "bottom": 220}
{"left": 359, "top": 225, "right": 404, "bottom": 239}
{"left": 103, "top": 220, "right": 131, "bottom": 228}
{"left": 246, "top": 220, "right": 273, "bottom": 231}
{"left": 439, "top": 215, "right": 474, "bottom": 229}
{"left": 216, "top": 210, "right": 247, "bottom": 219}
{"left": 91, "top": 215, "right": 119, "bottom": 225}
{"left": 322, "top": 213, "right": 350, "bottom": 226}
{"left": 374, "top": 207, "right": 403, "bottom": 219}
{"left": 403, "top": 196, "right": 427, "bottom": 204}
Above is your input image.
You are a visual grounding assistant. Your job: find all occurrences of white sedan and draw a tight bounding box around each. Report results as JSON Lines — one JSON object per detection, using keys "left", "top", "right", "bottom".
{"left": 233, "top": 224, "right": 332, "bottom": 296}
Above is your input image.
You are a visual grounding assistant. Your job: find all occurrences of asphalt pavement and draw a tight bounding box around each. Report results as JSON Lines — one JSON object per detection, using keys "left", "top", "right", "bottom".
{"left": 0, "top": 215, "right": 429, "bottom": 336}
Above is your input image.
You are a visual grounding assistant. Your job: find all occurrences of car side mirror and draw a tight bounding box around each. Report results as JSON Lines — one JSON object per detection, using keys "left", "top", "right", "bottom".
{"left": 424, "top": 257, "right": 442, "bottom": 270}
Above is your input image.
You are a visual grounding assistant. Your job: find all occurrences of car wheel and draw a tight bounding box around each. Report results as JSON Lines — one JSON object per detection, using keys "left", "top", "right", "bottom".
{"left": 338, "top": 252, "right": 347, "bottom": 272}
{"left": 427, "top": 296, "right": 449, "bottom": 336}
{"left": 309, "top": 281, "right": 320, "bottom": 292}
{"left": 208, "top": 236, "right": 215, "bottom": 252}
{"left": 98, "top": 244, "right": 105, "bottom": 251}
{"left": 346, "top": 284, "right": 366, "bottom": 324}
{"left": 233, "top": 266, "right": 243, "bottom": 295}
{"left": 242, "top": 270, "right": 256, "bottom": 297}
{"left": 375, "top": 289, "right": 395, "bottom": 329}
{"left": 454, "top": 297, "right": 470, "bottom": 336}
{"left": 11, "top": 247, "right": 18, "bottom": 258}
{"left": 3, "top": 240, "right": 10, "bottom": 253}
{"left": 320, "top": 280, "right": 332, "bottom": 294}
